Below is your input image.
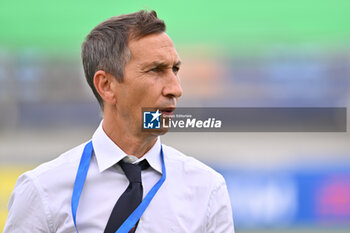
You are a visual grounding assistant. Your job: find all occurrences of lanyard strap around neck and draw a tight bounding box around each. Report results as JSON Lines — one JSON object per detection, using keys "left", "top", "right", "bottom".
{"left": 71, "top": 141, "right": 166, "bottom": 233}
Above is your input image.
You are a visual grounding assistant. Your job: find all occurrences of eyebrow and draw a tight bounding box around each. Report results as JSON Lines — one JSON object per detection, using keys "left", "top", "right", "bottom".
{"left": 142, "top": 61, "right": 182, "bottom": 69}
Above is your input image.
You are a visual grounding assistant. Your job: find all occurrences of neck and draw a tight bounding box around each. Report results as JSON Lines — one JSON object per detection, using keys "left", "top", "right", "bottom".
{"left": 102, "top": 114, "right": 157, "bottom": 158}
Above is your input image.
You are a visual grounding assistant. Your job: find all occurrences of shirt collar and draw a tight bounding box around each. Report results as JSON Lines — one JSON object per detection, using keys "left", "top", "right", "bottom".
{"left": 92, "top": 121, "right": 162, "bottom": 174}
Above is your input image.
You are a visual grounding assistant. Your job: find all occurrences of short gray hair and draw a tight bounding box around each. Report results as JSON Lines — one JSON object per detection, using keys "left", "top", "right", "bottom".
{"left": 81, "top": 10, "right": 166, "bottom": 108}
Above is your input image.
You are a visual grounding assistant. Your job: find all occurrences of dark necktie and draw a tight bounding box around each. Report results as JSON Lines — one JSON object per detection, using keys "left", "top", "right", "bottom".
{"left": 104, "top": 159, "right": 150, "bottom": 233}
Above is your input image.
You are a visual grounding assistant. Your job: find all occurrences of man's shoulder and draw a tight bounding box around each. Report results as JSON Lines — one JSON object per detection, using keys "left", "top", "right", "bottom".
{"left": 162, "top": 144, "right": 225, "bottom": 185}
{"left": 25, "top": 141, "right": 88, "bottom": 181}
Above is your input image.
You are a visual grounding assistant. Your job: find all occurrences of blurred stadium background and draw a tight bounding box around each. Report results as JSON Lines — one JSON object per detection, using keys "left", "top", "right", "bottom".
{"left": 1, "top": 0, "right": 350, "bottom": 232}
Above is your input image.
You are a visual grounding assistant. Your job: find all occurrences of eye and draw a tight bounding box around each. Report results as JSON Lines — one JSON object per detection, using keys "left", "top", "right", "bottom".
{"left": 172, "top": 66, "right": 180, "bottom": 73}
{"left": 149, "top": 67, "right": 162, "bottom": 73}
{"left": 150, "top": 67, "right": 158, "bottom": 72}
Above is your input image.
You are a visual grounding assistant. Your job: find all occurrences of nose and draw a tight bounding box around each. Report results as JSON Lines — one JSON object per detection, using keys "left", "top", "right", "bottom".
{"left": 162, "top": 71, "right": 183, "bottom": 99}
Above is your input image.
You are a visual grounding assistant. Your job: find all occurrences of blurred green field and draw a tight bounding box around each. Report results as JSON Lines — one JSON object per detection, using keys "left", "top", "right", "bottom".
{"left": 1, "top": 0, "right": 349, "bottom": 54}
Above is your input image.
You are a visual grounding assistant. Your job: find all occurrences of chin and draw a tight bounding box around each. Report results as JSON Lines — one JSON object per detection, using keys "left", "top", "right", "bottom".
{"left": 146, "top": 127, "right": 169, "bottom": 136}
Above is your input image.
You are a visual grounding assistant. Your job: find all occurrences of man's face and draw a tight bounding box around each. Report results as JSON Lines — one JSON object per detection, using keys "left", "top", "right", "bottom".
{"left": 111, "top": 32, "right": 183, "bottom": 136}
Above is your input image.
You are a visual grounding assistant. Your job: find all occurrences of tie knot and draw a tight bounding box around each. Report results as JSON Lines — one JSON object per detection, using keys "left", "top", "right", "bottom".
{"left": 119, "top": 159, "right": 149, "bottom": 183}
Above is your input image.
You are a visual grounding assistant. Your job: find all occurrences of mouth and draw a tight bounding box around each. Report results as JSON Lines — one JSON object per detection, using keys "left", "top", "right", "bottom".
{"left": 160, "top": 107, "right": 175, "bottom": 116}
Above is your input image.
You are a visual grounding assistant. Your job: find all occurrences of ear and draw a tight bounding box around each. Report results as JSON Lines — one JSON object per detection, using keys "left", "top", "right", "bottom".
{"left": 93, "top": 70, "right": 117, "bottom": 105}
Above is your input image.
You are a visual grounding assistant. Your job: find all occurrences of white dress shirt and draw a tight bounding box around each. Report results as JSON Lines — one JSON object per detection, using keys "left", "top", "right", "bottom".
{"left": 4, "top": 122, "right": 234, "bottom": 233}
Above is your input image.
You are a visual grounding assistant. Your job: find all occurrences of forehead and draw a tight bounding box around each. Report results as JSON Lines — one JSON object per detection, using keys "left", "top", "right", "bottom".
{"left": 127, "top": 32, "right": 180, "bottom": 65}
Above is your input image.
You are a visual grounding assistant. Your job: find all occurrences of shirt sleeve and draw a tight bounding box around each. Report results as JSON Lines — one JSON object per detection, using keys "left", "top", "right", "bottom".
{"left": 206, "top": 178, "right": 235, "bottom": 233}
{"left": 3, "top": 173, "right": 52, "bottom": 233}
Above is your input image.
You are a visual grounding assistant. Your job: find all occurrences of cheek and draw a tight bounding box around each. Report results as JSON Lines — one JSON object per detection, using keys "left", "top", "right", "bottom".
{"left": 119, "top": 86, "right": 151, "bottom": 114}
{"left": 131, "top": 84, "right": 151, "bottom": 104}
{"left": 132, "top": 79, "right": 162, "bottom": 104}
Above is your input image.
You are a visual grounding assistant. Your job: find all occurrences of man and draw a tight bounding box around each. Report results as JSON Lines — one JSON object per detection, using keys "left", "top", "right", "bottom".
{"left": 4, "top": 10, "right": 234, "bottom": 233}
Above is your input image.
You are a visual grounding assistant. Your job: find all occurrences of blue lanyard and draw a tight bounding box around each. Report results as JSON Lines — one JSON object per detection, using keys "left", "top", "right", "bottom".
{"left": 71, "top": 141, "right": 166, "bottom": 233}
